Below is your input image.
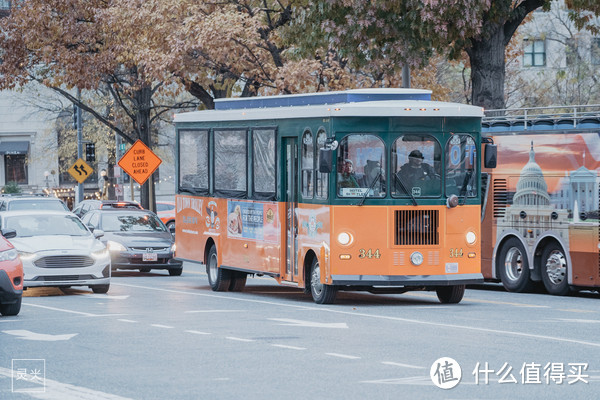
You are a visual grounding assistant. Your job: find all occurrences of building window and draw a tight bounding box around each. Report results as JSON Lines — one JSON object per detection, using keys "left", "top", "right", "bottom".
{"left": 5, "top": 154, "right": 28, "bottom": 184}
{"left": 0, "top": 1, "right": 11, "bottom": 10}
{"left": 565, "top": 38, "right": 579, "bottom": 66}
{"left": 524, "top": 39, "right": 546, "bottom": 67}
{"left": 592, "top": 38, "right": 600, "bottom": 65}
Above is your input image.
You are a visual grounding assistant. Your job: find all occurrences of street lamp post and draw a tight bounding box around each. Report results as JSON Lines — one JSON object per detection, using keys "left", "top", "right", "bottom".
{"left": 44, "top": 170, "right": 50, "bottom": 191}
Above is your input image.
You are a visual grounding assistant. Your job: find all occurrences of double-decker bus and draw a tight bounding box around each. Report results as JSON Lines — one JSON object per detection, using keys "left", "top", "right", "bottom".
{"left": 481, "top": 105, "right": 600, "bottom": 295}
{"left": 174, "top": 89, "right": 496, "bottom": 304}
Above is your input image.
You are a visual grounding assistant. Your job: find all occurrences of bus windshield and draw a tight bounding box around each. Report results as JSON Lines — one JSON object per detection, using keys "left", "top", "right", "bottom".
{"left": 392, "top": 135, "right": 442, "bottom": 198}
{"left": 446, "top": 134, "right": 478, "bottom": 198}
{"left": 336, "top": 134, "right": 386, "bottom": 198}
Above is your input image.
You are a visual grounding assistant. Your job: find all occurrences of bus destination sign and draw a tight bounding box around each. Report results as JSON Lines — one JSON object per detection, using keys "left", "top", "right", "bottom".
{"left": 117, "top": 139, "right": 162, "bottom": 185}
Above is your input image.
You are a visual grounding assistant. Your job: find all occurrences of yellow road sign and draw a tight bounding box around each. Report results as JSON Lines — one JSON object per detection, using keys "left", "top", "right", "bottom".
{"left": 68, "top": 158, "right": 93, "bottom": 184}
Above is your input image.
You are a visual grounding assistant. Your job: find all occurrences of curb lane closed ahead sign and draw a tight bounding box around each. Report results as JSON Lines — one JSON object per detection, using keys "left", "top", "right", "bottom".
{"left": 117, "top": 140, "right": 162, "bottom": 185}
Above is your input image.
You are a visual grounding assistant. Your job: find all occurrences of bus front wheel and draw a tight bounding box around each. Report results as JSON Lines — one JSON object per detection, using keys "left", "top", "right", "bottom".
{"left": 498, "top": 238, "right": 534, "bottom": 293}
{"left": 206, "top": 245, "right": 231, "bottom": 291}
{"left": 541, "top": 243, "right": 570, "bottom": 296}
{"left": 436, "top": 285, "right": 465, "bottom": 304}
{"left": 310, "top": 258, "right": 337, "bottom": 304}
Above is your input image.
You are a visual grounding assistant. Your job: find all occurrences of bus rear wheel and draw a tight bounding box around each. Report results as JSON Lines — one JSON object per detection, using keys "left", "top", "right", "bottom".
{"left": 541, "top": 243, "right": 570, "bottom": 296}
{"left": 206, "top": 245, "right": 231, "bottom": 291}
{"left": 436, "top": 285, "right": 465, "bottom": 304}
{"left": 310, "top": 258, "right": 337, "bottom": 304}
{"left": 229, "top": 271, "right": 247, "bottom": 292}
{"left": 498, "top": 238, "right": 534, "bottom": 292}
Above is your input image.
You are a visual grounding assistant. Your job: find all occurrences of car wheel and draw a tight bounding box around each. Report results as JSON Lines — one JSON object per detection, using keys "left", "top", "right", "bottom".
{"left": 169, "top": 268, "right": 183, "bottom": 276}
{"left": 206, "top": 245, "right": 231, "bottom": 291}
{"left": 229, "top": 271, "right": 247, "bottom": 291}
{"left": 436, "top": 285, "right": 466, "bottom": 304}
{"left": 310, "top": 257, "right": 337, "bottom": 304}
{"left": 166, "top": 221, "right": 175, "bottom": 231}
{"left": 498, "top": 238, "right": 534, "bottom": 292}
{"left": 0, "top": 297, "right": 21, "bottom": 316}
{"left": 91, "top": 284, "right": 110, "bottom": 294}
{"left": 541, "top": 243, "right": 570, "bottom": 296}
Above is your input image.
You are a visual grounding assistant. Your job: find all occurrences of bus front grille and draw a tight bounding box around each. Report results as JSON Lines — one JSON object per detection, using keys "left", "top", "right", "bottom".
{"left": 394, "top": 210, "right": 439, "bottom": 246}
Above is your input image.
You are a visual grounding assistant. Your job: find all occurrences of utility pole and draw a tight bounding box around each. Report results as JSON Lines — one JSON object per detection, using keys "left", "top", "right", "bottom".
{"left": 75, "top": 88, "right": 83, "bottom": 203}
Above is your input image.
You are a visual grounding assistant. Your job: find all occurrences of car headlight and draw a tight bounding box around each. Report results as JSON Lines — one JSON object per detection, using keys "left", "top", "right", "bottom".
{"left": 466, "top": 231, "right": 477, "bottom": 245}
{"left": 170, "top": 243, "right": 176, "bottom": 253}
{"left": 92, "top": 247, "right": 109, "bottom": 259}
{"left": 0, "top": 249, "right": 18, "bottom": 261}
{"left": 337, "top": 232, "right": 353, "bottom": 246}
{"left": 107, "top": 241, "right": 127, "bottom": 252}
{"left": 18, "top": 251, "right": 36, "bottom": 261}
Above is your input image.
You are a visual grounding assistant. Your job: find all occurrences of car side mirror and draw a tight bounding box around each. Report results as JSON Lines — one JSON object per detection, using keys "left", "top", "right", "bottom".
{"left": 93, "top": 229, "right": 105, "bottom": 239}
{"left": 1, "top": 228, "right": 17, "bottom": 239}
{"left": 484, "top": 143, "right": 497, "bottom": 169}
{"left": 319, "top": 149, "right": 332, "bottom": 173}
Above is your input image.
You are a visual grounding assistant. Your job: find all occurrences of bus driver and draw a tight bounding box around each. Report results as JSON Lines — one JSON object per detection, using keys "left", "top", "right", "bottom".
{"left": 396, "top": 150, "right": 436, "bottom": 190}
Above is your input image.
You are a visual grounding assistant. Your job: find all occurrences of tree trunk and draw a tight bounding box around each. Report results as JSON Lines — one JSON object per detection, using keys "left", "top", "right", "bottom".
{"left": 133, "top": 85, "right": 155, "bottom": 212}
{"left": 467, "top": 23, "right": 507, "bottom": 112}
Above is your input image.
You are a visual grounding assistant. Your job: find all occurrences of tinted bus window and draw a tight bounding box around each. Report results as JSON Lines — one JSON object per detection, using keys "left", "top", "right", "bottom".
{"left": 301, "top": 130, "right": 314, "bottom": 199}
{"left": 179, "top": 130, "right": 208, "bottom": 191}
{"left": 215, "top": 130, "right": 247, "bottom": 195}
{"left": 253, "top": 129, "right": 276, "bottom": 199}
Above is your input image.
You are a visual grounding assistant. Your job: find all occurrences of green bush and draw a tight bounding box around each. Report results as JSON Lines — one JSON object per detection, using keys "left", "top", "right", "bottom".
{"left": 2, "top": 181, "right": 22, "bottom": 194}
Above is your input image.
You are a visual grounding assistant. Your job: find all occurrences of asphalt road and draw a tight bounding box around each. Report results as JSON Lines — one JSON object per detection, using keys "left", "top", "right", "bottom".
{"left": 1, "top": 261, "right": 599, "bottom": 399}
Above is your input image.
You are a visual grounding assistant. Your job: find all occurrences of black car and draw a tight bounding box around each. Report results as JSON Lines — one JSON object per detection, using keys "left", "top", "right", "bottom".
{"left": 0, "top": 194, "right": 69, "bottom": 212}
{"left": 81, "top": 208, "right": 182, "bottom": 275}
{"left": 72, "top": 199, "right": 142, "bottom": 218}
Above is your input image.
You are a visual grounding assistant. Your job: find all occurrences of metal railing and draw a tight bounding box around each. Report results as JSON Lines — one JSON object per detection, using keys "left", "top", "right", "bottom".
{"left": 483, "top": 104, "right": 600, "bottom": 131}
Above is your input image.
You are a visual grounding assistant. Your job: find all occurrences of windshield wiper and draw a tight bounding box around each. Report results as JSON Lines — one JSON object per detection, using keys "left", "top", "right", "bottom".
{"left": 394, "top": 173, "right": 418, "bottom": 206}
{"left": 356, "top": 170, "right": 383, "bottom": 206}
{"left": 458, "top": 170, "right": 473, "bottom": 205}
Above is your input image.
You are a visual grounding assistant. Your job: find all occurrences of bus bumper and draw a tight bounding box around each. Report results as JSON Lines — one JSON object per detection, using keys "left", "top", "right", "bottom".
{"left": 330, "top": 273, "right": 483, "bottom": 286}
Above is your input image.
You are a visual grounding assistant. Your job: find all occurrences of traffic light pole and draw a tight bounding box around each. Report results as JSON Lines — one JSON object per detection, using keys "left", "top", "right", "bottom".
{"left": 76, "top": 88, "right": 83, "bottom": 203}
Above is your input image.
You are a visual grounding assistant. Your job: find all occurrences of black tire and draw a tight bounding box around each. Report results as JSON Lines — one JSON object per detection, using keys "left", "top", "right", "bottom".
{"left": 436, "top": 285, "right": 465, "bottom": 304}
{"left": 0, "top": 297, "right": 21, "bottom": 316}
{"left": 206, "top": 245, "right": 231, "bottom": 291}
{"left": 166, "top": 221, "right": 175, "bottom": 231}
{"left": 169, "top": 268, "right": 183, "bottom": 276}
{"left": 229, "top": 271, "right": 247, "bottom": 292}
{"left": 309, "top": 257, "right": 337, "bottom": 304}
{"left": 91, "top": 284, "right": 110, "bottom": 294}
{"left": 540, "top": 243, "right": 570, "bottom": 296}
{"left": 497, "top": 237, "right": 534, "bottom": 292}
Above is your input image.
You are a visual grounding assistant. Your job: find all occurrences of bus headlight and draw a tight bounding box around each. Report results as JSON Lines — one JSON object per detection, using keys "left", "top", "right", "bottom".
{"left": 466, "top": 231, "right": 477, "bottom": 245}
{"left": 337, "top": 232, "right": 353, "bottom": 246}
{"left": 410, "top": 251, "right": 424, "bottom": 266}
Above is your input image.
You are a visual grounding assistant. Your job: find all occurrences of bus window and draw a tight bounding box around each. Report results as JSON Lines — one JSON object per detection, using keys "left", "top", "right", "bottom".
{"left": 446, "top": 134, "right": 478, "bottom": 197}
{"left": 301, "top": 130, "right": 314, "bottom": 199}
{"left": 215, "top": 129, "right": 247, "bottom": 196}
{"left": 336, "top": 134, "right": 386, "bottom": 198}
{"left": 392, "top": 135, "right": 441, "bottom": 198}
{"left": 252, "top": 129, "right": 276, "bottom": 199}
{"left": 178, "top": 129, "right": 208, "bottom": 193}
{"left": 315, "top": 129, "right": 328, "bottom": 200}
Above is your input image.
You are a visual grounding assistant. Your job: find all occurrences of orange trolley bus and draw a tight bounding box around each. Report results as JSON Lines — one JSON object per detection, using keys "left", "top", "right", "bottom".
{"left": 481, "top": 105, "right": 600, "bottom": 295}
{"left": 174, "top": 89, "right": 496, "bottom": 304}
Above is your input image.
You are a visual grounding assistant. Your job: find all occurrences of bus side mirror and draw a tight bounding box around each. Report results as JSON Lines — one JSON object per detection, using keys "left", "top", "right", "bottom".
{"left": 319, "top": 149, "right": 332, "bottom": 173}
{"left": 484, "top": 143, "right": 497, "bottom": 169}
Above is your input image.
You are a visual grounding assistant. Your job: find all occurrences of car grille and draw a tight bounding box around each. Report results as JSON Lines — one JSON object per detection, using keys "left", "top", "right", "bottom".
{"left": 31, "top": 275, "right": 95, "bottom": 281}
{"left": 130, "top": 247, "right": 170, "bottom": 252}
{"left": 394, "top": 209, "right": 439, "bottom": 246}
{"left": 34, "top": 255, "right": 95, "bottom": 268}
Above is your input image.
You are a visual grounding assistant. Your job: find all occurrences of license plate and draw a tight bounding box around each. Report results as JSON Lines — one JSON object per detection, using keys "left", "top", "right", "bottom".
{"left": 143, "top": 253, "right": 158, "bottom": 262}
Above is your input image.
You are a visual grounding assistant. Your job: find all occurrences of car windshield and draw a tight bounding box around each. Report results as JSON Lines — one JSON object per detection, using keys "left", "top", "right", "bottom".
{"left": 8, "top": 199, "right": 68, "bottom": 211}
{"left": 101, "top": 213, "right": 166, "bottom": 233}
{"left": 5, "top": 214, "right": 90, "bottom": 237}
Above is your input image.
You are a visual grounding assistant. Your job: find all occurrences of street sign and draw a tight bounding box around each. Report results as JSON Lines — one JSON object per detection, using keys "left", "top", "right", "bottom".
{"left": 117, "top": 140, "right": 162, "bottom": 185}
{"left": 68, "top": 158, "right": 93, "bottom": 184}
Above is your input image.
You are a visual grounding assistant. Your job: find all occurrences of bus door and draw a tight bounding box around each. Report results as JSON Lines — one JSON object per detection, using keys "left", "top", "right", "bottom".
{"left": 283, "top": 137, "right": 299, "bottom": 282}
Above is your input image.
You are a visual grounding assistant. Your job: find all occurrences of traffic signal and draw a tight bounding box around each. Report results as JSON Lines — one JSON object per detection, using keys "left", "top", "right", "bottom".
{"left": 73, "top": 105, "right": 78, "bottom": 129}
{"left": 85, "top": 143, "right": 95, "bottom": 162}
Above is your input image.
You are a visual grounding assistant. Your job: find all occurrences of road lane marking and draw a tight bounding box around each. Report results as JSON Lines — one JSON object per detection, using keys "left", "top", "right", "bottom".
{"left": 226, "top": 336, "right": 255, "bottom": 342}
{"left": 557, "top": 309, "right": 596, "bottom": 313}
{"left": 326, "top": 353, "right": 361, "bottom": 360}
{"left": 185, "top": 309, "right": 244, "bottom": 313}
{"left": 271, "top": 344, "right": 306, "bottom": 350}
{"left": 117, "top": 319, "right": 138, "bottom": 323}
{"left": 268, "top": 318, "right": 348, "bottom": 329}
{"left": 381, "top": 361, "right": 425, "bottom": 369}
{"left": 151, "top": 324, "right": 174, "bottom": 329}
{"left": 185, "top": 330, "right": 211, "bottom": 335}
{"left": 22, "top": 303, "right": 97, "bottom": 316}
{"left": 2, "top": 330, "right": 78, "bottom": 341}
{"left": 111, "top": 282, "right": 600, "bottom": 348}
{"left": 0, "top": 367, "right": 133, "bottom": 399}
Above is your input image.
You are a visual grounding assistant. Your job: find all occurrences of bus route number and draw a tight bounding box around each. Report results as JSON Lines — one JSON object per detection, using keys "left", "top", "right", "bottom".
{"left": 358, "top": 249, "right": 381, "bottom": 259}
{"left": 449, "top": 248, "right": 463, "bottom": 258}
